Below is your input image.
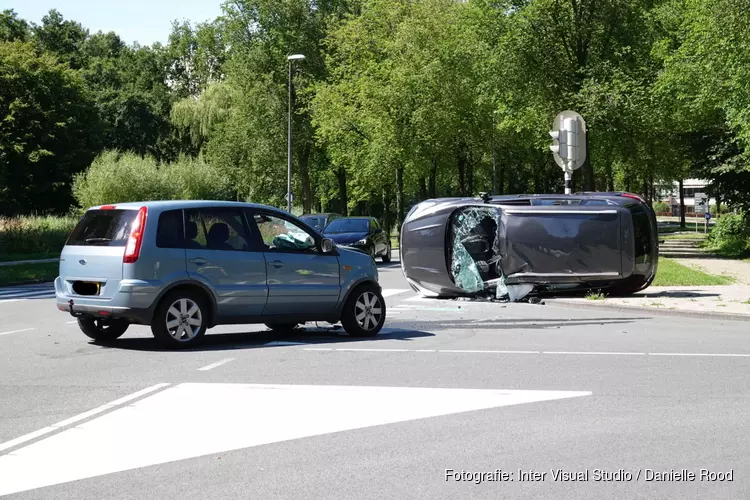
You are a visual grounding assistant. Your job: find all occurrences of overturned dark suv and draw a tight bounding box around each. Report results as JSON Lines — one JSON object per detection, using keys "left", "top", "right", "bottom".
{"left": 399, "top": 192, "right": 658, "bottom": 301}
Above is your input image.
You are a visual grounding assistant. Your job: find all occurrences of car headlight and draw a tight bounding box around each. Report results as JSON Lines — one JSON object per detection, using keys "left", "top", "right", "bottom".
{"left": 356, "top": 238, "right": 367, "bottom": 245}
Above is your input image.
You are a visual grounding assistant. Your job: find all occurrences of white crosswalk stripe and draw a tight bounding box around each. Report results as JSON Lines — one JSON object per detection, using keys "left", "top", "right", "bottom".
{"left": 0, "top": 284, "right": 56, "bottom": 303}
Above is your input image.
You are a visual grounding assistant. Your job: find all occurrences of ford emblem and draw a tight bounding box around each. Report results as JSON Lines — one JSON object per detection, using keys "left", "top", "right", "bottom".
{"left": 79, "top": 259, "right": 87, "bottom": 265}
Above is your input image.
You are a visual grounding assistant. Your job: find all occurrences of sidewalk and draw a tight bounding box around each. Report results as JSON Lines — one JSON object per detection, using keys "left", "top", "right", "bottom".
{"left": 555, "top": 257, "right": 750, "bottom": 318}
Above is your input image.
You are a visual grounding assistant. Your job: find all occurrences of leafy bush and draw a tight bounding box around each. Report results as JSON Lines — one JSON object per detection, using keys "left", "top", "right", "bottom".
{"left": 72, "top": 150, "right": 235, "bottom": 210}
{"left": 706, "top": 212, "right": 750, "bottom": 257}
{"left": 653, "top": 201, "right": 670, "bottom": 213}
{"left": 0, "top": 215, "right": 79, "bottom": 256}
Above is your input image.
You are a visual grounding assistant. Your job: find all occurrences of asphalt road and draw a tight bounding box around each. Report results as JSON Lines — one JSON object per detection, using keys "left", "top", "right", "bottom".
{"left": 0, "top": 253, "right": 748, "bottom": 499}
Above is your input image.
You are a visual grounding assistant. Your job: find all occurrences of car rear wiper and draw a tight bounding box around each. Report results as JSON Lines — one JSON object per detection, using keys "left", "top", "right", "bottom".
{"left": 85, "top": 237, "right": 112, "bottom": 243}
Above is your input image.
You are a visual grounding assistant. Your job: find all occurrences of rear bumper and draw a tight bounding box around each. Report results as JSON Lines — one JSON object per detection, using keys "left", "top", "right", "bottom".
{"left": 54, "top": 276, "right": 158, "bottom": 324}
{"left": 55, "top": 301, "right": 153, "bottom": 324}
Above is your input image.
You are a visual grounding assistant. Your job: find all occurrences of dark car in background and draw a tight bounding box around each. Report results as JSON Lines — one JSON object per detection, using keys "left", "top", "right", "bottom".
{"left": 323, "top": 216, "right": 392, "bottom": 262}
{"left": 299, "top": 213, "right": 342, "bottom": 232}
{"left": 400, "top": 192, "right": 659, "bottom": 301}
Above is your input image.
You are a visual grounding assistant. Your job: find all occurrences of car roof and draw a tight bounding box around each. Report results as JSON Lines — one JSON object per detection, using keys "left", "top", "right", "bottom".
{"left": 88, "top": 200, "right": 281, "bottom": 212}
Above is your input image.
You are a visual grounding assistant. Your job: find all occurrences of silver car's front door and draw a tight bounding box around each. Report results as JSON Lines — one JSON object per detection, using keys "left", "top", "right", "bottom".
{"left": 247, "top": 210, "right": 340, "bottom": 316}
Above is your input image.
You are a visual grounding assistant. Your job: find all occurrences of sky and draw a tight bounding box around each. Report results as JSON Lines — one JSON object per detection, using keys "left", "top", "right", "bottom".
{"left": 6, "top": 0, "right": 224, "bottom": 46}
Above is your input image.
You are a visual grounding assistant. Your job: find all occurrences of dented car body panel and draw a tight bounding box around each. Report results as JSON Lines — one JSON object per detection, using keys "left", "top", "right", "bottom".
{"left": 400, "top": 193, "right": 658, "bottom": 299}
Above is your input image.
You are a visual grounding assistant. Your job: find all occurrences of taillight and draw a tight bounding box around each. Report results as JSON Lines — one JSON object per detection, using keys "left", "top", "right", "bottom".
{"left": 100, "top": 205, "right": 117, "bottom": 210}
{"left": 124, "top": 206, "right": 147, "bottom": 264}
{"left": 620, "top": 193, "right": 645, "bottom": 203}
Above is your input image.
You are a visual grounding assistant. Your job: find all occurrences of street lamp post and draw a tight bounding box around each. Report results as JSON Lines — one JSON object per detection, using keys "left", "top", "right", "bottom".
{"left": 287, "top": 54, "right": 305, "bottom": 213}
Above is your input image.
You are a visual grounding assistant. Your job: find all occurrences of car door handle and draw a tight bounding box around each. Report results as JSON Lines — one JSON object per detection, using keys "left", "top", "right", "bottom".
{"left": 269, "top": 260, "right": 284, "bottom": 268}
{"left": 189, "top": 258, "right": 208, "bottom": 265}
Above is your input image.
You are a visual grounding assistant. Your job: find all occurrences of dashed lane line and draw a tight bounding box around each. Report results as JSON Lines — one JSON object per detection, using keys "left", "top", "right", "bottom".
{"left": 0, "top": 328, "right": 35, "bottom": 336}
{"left": 198, "top": 358, "right": 236, "bottom": 371}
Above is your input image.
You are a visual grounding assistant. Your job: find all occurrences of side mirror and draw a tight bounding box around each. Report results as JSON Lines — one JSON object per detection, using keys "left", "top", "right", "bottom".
{"left": 321, "top": 238, "right": 334, "bottom": 253}
{"left": 373, "top": 228, "right": 382, "bottom": 234}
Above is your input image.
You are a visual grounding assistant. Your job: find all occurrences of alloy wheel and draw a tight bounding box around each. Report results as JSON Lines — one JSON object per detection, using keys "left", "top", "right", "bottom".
{"left": 165, "top": 298, "right": 203, "bottom": 341}
{"left": 354, "top": 291, "right": 382, "bottom": 331}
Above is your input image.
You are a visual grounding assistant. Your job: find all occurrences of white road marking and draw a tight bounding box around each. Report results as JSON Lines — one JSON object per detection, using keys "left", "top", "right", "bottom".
{"left": 381, "top": 288, "right": 410, "bottom": 298}
{"left": 543, "top": 351, "right": 646, "bottom": 356}
{"left": 197, "top": 358, "right": 236, "bottom": 371}
{"left": 649, "top": 352, "right": 750, "bottom": 358}
{"left": 0, "top": 383, "right": 591, "bottom": 496}
{"left": 301, "top": 348, "right": 750, "bottom": 358}
{"left": 0, "top": 383, "right": 170, "bottom": 454}
{"left": 439, "top": 349, "right": 540, "bottom": 354}
{"left": 0, "top": 328, "right": 34, "bottom": 336}
{"left": 335, "top": 348, "right": 410, "bottom": 352}
{"left": 66, "top": 320, "right": 78, "bottom": 324}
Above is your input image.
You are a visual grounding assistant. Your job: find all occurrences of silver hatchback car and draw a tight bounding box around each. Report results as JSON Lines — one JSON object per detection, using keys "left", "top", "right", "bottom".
{"left": 55, "top": 201, "right": 386, "bottom": 348}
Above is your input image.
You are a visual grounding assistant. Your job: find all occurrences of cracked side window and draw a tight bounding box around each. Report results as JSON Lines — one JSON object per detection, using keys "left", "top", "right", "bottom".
{"left": 449, "top": 207, "right": 503, "bottom": 293}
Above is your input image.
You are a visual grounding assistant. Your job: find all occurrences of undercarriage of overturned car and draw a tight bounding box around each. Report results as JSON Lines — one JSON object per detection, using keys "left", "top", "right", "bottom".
{"left": 399, "top": 192, "right": 659, "bottom": 303}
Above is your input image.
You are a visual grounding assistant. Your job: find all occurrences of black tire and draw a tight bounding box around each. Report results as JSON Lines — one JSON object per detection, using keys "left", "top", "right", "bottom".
{"left": 265, "top": 323, "right": 299, "bottom": 332}
{"left": 151, "top": 289, "right": 209, "bottom": 348}
{"left": 78, "top": 316, "right": 129, "bottom": 343}
{"left": 340, "top": 284, "right": 386, "bottom": 337}
{"left": 381, "top": 242, "right": 391, "bottom": 263}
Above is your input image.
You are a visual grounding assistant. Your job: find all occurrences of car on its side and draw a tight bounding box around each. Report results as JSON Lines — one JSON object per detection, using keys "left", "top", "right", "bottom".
{"left": 299, "top": 212, "right": 342, "bottom": 232}
{"left": 400, "top": 192, "right": 658, "bottom": 299}
{"left": 323, "top": 216, "right": 392, "bottom": 262}
{"left": 55, "top": 201, "right": 386, "bottom": 348}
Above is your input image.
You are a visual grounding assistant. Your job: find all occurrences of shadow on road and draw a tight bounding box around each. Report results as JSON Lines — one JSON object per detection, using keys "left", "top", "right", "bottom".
{"left": 387, "top": 317, "right": 648, "bottom": 330}
{"left": 95, "top": 325, "right": 435, "bottom": 352}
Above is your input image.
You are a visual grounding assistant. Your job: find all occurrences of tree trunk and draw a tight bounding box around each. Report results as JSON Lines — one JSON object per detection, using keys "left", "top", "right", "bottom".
{"left": 679, "top": 179, "right": 685, "bottom": 228}
{"left": 607, "top": 162, "right": 614, "bottom": 192}
{"left": 499, "top": 161, "right": 505, "bottom": 195}
{"left": 428, "top": 157, "right": 437, "bottom": 198}
{"left": 467, "top": 157, "right": 474, "bottom": 196}
{"left": 418, "top": 177, "right": 427, "bottom": 201}
{"left": 299, "top": 143, "right": 313, "bottom": 213}
{"left": 457, "top": 148, "right": 466, "bottom": 196}
{"left": 337, "top": 166, "right": 348, "bottom": 216}
{"left": 581, "top": 132, "right": 594, "bottom": 191}
{"left": 396, "top": 165, "right": 404, "bottom": 230}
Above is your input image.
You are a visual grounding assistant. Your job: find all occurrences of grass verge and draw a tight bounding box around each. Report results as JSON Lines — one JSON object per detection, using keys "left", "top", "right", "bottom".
{"left": 661, "top": 232, "right": 708, "bottom": 240}
{"left": 0, "top": 253, "right": 59, "bottom": 263}
{"left": 0, "top": 262, "right": 59, "bottom": 286}
{"left": 0, "top": 215, "right": 77, "bottom": 256}
{"left": 652, "top": 258, "right": 733, "bottom": 286}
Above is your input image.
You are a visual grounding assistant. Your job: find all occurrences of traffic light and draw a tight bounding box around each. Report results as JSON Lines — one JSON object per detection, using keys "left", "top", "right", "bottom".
{"left": 549, "top": 129, "right": 567, "bottom": 161}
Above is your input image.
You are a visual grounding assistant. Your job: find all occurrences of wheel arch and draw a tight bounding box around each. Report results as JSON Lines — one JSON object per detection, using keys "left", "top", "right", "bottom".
{"left": 334, "top": 278, "right": 382, "bottom": 319}
{"left": 151, "top": 280, "right": 218, "bottom": 328}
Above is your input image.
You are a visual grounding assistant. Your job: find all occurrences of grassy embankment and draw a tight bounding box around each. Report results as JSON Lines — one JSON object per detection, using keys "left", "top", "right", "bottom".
{"left": 0, "top": 216, "right": 76, "bottom": 285}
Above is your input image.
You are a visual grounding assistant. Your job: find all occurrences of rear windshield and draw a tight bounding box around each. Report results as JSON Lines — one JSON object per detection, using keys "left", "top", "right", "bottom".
{"left": 300, "top": 216, "right": 326, "bottom": 228}
{"left": 324, "top": 218, "right": 369, "bottom": 233}
{"left": 66, "top": 209, "right": 137, "bottom": 247}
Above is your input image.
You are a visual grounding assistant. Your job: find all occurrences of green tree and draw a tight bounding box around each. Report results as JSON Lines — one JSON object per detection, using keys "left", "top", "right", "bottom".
{"left": 0, "top": 41, "right": 100, "bottom": 215}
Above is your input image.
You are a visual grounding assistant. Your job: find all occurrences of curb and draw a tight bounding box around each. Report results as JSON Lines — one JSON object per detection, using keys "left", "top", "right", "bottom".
{"left": 0, "top": 258, "right": 59, "bottom": 267}
{"left": 547, "top": 298, "right": 750, "bottom": 322}
{"left": 0, "top": 279, "right": 55, "bottom": 287}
